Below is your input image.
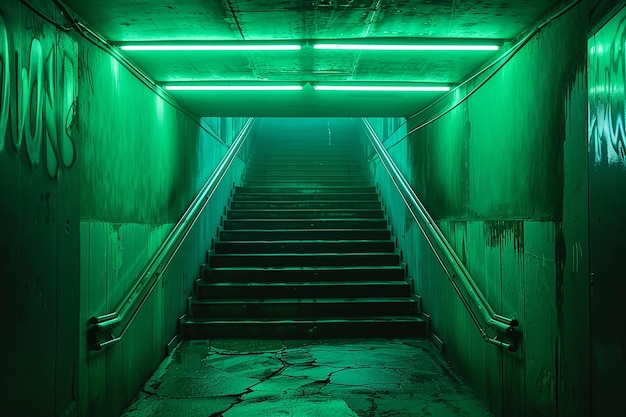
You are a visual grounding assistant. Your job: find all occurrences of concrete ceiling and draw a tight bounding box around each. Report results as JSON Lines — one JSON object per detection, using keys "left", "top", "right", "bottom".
{"left": 60, "top": 0, "right": 562, "bottom": 117}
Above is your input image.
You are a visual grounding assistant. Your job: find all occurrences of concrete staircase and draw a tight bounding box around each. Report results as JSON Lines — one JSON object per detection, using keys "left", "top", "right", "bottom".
{"left": 183, "top": 127, "right": 425, "bottom": 338}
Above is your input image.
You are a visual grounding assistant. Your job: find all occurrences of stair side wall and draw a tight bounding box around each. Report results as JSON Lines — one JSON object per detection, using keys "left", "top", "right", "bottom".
{"left": 0, "top": 3, "right": 81, "bottom": 417}
{"left": 75, "top": 38, "right": 248, "bottom": 417}
{"left": 363, "top": 2, "right": 624, "bottom": 417}
{"left": 0, "top": 2, "right": 247, "bottom": 416}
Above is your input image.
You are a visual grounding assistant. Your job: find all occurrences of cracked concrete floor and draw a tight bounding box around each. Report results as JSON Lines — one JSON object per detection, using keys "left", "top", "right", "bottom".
{"left": 120, "top": 339, "right": 494, "bottom": 417}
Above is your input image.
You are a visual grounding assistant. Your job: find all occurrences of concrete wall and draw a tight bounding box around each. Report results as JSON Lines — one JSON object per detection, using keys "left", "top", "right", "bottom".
{"left": 0, "top": 1, "right": 249, "bottom": 416}
{"left": 0, "top": 2, "right": 81, "bottom": 416}
{"left": 365, "top": 2, "right": 624, "bottom": 417}
{"left": 76, "top": 39, "right": 249, "bottom": 417}
{"left": 587, "top": 6, "right": 626, "bottom": 416}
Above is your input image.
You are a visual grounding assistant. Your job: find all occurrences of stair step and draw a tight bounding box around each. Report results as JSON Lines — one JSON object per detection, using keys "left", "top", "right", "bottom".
{"left": 189, "top": 297, "right": 418, "bottom": 318}
{"left": 196, "top": 281, "right": 410, "bottom": 299}
{"left": 250, "top": 156, "right": 363, "bottom": 165}
{"left": 226, "top": 209, "right": 385, "bottom": 219}
{"left": 183, "top": 130, "right": 423, "bottom": 342}
{"left": 184, "top": 317, "right": 426, "bottom": 339}
{"left": 248, "top": 154, "right": 361, "bottom": 161}
{"left": 218, "top": 229, "right": 391, "bottom": 241}
{"left": 245, "top": 170, "right": 367, "bottom": 177}
{"left": 208, "top": 252, "right": 400, "bottom": 268}
{"left": 245, "top": 162, "right": 366, "bottom": 169}
{"left": 232, "top": 193, "right": 379, "bottom": 202}
{"left": 205, "top": 265, "right": 406, "bottom": 282}
{"left": 243, "top": 178, "right": 372, "bottom": 188}
{"left": 251, "top": 144, "right": 358, "bottom": 151}
{"left": 213, "top": 240, "right": 395, "bottom": 254}
{"left": 223, "top": 219, "right": 389, "bottom": 230}
{"left": 236, "top": 186, "right": 377, "bottom": 194}
{"left": 246, "top": 162, "right": 360, "bottom": 170}
{"left": 245, "top": 172, "right": 368, "bottom": 178}
{"left": 245, "top": 172, "right": 367, "bottom": 179}
{"left": 230, "top": 201, "right": 382, "bottom": 210}
{"left": 251, "top": 144, "right": 356, "bottom": 151}
{"left": 251, "top": 148, "right": 357, "bottom": 153}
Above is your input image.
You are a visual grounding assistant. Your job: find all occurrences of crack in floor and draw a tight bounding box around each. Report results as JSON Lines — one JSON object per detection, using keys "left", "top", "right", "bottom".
{"left": 208, "top": 344, "right": 294, "bottom": 416}
{"left": 121, "top": 339, "right": 495, "bottom": 417}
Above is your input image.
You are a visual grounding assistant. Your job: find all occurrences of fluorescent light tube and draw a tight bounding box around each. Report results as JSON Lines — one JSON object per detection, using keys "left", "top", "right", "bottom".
{"left": 313, "top": 85, "right": 450, "bottom": 92}
{"left": 165, "top": 85, "right": 304, "bottom": 91}
{"left": 121, "top": 44, "right": 302, "bottom": 51}
{"left": 313, "top": 44, "right": 499, "bottom": 51}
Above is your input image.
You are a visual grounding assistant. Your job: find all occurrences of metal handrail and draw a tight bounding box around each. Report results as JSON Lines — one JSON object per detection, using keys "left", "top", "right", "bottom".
{"left": 361, "top": 118, "right": 519, "bottom": 351}
{"left": 88, "top": 118, "right": 255, "bottom": 351}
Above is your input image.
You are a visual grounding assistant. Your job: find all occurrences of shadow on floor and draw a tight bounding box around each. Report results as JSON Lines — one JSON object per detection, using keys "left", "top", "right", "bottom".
{"left": 120, "top": 338, "right": 494, "bottom": 417}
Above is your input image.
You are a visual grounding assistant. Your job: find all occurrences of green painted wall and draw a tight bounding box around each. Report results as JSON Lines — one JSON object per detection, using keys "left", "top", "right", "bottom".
{"left": 0, "top": 2, "right": 80, "bottom": 416}
{"left": 75, "top": 38, "right": 248, "bottom": 417}
{"left": 4, "top": 1, "right": 624, "bottom": 416}
{"left": 586, "top": 7, "right": 626, "bottom": 416}
{"left": 0, "top": 1, "right": 248, "bottom": 416}
{"left": 365, "top": 2, "right": 624, "bottom": 417}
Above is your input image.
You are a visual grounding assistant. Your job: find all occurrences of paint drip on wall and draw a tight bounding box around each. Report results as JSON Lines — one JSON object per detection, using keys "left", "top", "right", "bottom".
{"left": 485, "top": 220, "right": 524, "bottom": 253}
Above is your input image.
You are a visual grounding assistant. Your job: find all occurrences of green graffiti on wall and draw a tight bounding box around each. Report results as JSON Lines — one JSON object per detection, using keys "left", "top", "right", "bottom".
{"left": 588, "top": 13, "right": 626, "bottom": 166}
{"left": 0, "top": 11, "right": 77, "bottom": 178}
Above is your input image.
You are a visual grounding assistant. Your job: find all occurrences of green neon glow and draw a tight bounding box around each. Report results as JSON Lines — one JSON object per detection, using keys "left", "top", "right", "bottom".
{"left": 313, "top": 85, "right": 451, "bottom": 92}
{"left": 121, "top": 44, "right": 302, "bottom": 51}
{"left": 313, "top": 44, "right": 499, "bottom": 51}
{"left": 165, "top": 85, "right": 304, "bottom": 91}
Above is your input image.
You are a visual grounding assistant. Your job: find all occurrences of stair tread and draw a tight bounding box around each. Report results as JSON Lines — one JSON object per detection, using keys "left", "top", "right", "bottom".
{"left": 220, "top": 228, "right": 388, "bottom": 232}
{"left": 184, "top": 132, "right": 422, "bottom": 340}
{"left": 199, "top": 281, "right": 408, "bottom": 287}
{"left": 227, "top": 213, "right": 385, "bottom": 219}
{"left": 216, "top": 239, "right": 393, "bottom": 244}
{"left": 192, "top": 297, "right": 415, "bottom": 304}
{"left": 237, "top": 187, "right": 375, "bottom": 191}
{"left": 223, "top": 220, "right": 388, "bottom": 228}
{"left": 235, "top": 192, "right": 376, "bottom": 194}
{"left": 233, "top": 193, "right": 378, "bottom": 197}
{"left": 218, "top": 230, "right": 391, "bottom": 240}
{"left": 232, "top": 200, "right": 378, "bottom": 203}
{"left": 237, "top": 188, "right": 375, "bottom": 189}
{"left": 211, "top": 251, "right": 398, "bottom": 257}
{"left": 231, "top": 203, "right": 381, "bottom": 207}
{"left": 223, "top": 217, "right": 387, "bottom": 221}
{"left": 229, "top": 209, "right": 381, "bottom": 212}
{"left": 208, "top": 265, "right": 403, "bottom": 271}
{"left": 186, "top": 316, "right": 424, "bottom": 323}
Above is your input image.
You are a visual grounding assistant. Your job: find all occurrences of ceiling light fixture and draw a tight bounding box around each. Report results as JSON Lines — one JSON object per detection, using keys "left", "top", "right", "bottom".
{"left": 121, "top": 44, "right": 302, "bottom": 51}
{"left": 165, "top": 85, "right": 304, "bottom": 91}
{"left": 313, "top": 44, "right": 499, "bottom": 51}
{"left": 313, "top": 85, "right": 451, "bottom": 92}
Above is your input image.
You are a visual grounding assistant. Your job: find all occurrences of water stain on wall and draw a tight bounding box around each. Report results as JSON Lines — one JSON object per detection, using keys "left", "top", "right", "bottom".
{"left": 484, "top": 220, "right": 524, "bottom": 253}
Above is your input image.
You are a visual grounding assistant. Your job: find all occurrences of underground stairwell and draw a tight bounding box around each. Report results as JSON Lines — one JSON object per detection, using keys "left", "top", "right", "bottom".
{"left": 183, "top": 127, "right": 425, "bottom": 339}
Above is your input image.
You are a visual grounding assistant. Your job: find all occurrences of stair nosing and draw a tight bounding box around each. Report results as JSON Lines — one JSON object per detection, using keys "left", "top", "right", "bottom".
{"left": 210, "top": 251, "right": 399, "bottom": 257}
{"left": 223, "top": 217, "right": 388, "bottom": 221}
{"left": 185, "top": 317, "right": 424, "bottom": 324}
{"left": 192, "top": 297, "right": 416, "bottom": 304}
{"left": 215, "top": 239, "right": 395, "bottom": 244}
{"left": 207, "top": 265, "right": 404, "bottom": 270}
{"left": 198, "top": 281, "right": 409, "bottom": 287}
